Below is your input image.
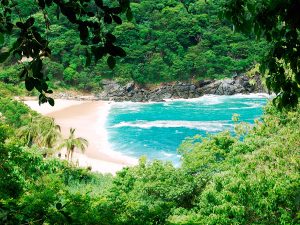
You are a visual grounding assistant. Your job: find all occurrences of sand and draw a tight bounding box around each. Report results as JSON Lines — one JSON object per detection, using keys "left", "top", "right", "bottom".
{"left": 24, "top": 99, "right": 138, "bottom": 174}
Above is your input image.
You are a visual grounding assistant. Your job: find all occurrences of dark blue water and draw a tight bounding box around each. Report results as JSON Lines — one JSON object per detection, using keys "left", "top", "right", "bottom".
{"left": 106, "top": 94, "right": 269, "bottom": 164}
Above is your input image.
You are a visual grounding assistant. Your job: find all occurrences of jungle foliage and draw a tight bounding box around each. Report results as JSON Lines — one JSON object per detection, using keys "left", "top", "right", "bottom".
{"left": 0, "top": 0, "right": 268, "bottom": 97}
{"left": 219, "top": 0, "right": 300, "bottom": 108}
{"left": 0, "top": 98, "right": 299, "bottom": 224}
{"left": 0, "top": 0, "right": 131, "bottom": 104}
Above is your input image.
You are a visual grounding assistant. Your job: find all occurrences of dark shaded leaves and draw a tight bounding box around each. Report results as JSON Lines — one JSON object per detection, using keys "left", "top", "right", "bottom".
{"left": 85, "top": 49, "right": 91, "bottom": 66}
{"left": 25, "top": 77, "right": 35, "bottom": 91}
{"left": 112, "top": 15, "right": 122, "bottom": 24}
{"left": 95, "top": 0, "right": 103, "bottom": 8}
{"left": 107, "top": 56, "right": 116, "bottom": 69}
{"left": 48, "top": 97, "right": 55, "bottom": 106}
{"left": 0, "top": 52, "right": 10, "bottom": 63}
{"left": 126, "top": 8, "right": 133, "bottom": 21}
{"left": 104, "top": 14, "right": 112, "bottom": 24}
{"left": 25, "top": 17, "right": 35, "bottom": 28}
{"left": 38, "top": 0, "right": 45, "bottom": 9}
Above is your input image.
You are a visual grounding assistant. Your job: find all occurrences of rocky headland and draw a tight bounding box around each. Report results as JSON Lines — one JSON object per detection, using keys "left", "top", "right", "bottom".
{"left": 47, "top": 75, "right": 266, "bottom": 102}
{"left": 97, "top": 75, "right": 266, "bottom": 102}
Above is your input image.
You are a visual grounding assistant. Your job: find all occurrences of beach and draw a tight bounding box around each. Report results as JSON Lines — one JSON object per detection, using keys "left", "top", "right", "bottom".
{"left": 25, "top": 99, "right": 138, "bottom": 174}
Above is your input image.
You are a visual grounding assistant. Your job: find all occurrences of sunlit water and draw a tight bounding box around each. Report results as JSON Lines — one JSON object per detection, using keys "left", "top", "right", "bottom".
{"left": 106, "top": 94, "right": 270, "bottom": 165}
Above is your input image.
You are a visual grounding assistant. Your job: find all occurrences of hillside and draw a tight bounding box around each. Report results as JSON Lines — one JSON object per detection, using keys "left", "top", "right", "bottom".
{"left": 0, "top": 0, "right": 268, "bottom": 93}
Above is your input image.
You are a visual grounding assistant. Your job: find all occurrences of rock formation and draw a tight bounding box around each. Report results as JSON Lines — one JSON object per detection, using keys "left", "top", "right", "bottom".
{"left": 97, "top": 75, "right": 266, "bottom": 102}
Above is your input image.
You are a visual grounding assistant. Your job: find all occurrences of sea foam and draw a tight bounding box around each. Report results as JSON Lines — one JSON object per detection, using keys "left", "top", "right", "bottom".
{"left": 112, "top": 120, "right": 232, "bottom": 132}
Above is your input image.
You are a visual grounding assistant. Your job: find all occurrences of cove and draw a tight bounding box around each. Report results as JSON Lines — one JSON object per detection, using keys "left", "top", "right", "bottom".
{"left": 106, "top": 94, "right": 270, "bottom": 165}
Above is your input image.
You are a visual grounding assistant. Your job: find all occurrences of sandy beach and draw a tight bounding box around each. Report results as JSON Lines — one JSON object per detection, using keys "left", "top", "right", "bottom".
{"left": 25, "top": 99, "right": 138, "bottom": 174}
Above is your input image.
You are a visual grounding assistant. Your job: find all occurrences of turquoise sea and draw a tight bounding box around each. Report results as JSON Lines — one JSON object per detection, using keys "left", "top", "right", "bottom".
{"left": 106, "top": 94, "right": 269, "bottom": 165}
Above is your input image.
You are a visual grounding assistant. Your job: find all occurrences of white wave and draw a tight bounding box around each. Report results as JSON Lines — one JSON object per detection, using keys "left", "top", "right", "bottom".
{"left": 163, "top": 93, "right": 270, "bottom": 105}
{"left": 112, "top": 120, "right": 232, "bottom": 132}
{"left": 108, "top": 94, "right": 271, "bottom": 112}
{"left": 244, "top": 102, "right": 264, "bottom": 108}
{"left": 164, "top": 93, "right": 272, "bottom": 103}
{"left": 228, "top": 102, "right": 263, "bottom": 110}
{"left": 94, "top": 102, "right": 138, "bottom": 164}
{"left": 228, "top": 93, "right": 274, "bottom": 99}
{"left": 164, "top": 95, "right": 223, "bottom": 105}
{"left": 175, "top": 130, "right": 183, "bottom": 134}
{"left": 161, "top": 151, "right": 175, "bottom": 157}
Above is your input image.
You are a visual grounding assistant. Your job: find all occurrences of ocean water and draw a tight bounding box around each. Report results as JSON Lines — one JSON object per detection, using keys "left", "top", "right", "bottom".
{"left": 106, "top": 94, "right": 270, "bottom": 165}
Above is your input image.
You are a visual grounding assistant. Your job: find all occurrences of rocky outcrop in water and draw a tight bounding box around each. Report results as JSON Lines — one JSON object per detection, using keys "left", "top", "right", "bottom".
{"left": 97, "top": 75, "right": 266, "bottom": 102}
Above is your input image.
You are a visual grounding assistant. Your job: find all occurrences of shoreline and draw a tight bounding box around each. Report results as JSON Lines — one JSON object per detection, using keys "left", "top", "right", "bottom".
{"left": 24, "top": 93, "right": 271, "bottom": 174}
{"left": 24, "top": 99, "right": 138, "bottom": 174}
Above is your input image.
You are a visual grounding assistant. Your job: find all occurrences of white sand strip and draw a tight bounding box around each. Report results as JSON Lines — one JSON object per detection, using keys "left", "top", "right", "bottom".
{"left": 24, "top": 99, "right": 138, "bottom": 174}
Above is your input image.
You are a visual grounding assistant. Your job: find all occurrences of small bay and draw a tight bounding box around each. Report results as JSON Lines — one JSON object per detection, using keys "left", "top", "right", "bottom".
{"left": 106, "top": 94, "right": 269, "bottom": 165}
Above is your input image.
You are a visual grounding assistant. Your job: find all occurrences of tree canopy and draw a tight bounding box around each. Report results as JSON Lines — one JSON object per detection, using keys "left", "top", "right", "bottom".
{"left": 0, "top": 97, "right": 299, "bottom": 224}
{"left": 219, "top": 0, "right": 300, "bottom": 108}
{"left": 0, "top": 0, "right": 131, "bottom": 104}
{"left": 0, "top": 0, "right": 299, "bottom": 109}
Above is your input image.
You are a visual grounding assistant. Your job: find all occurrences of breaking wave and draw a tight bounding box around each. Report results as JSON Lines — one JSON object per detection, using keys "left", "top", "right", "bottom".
{"left": 112, "top": 120, "right": 232, "bottom": 132}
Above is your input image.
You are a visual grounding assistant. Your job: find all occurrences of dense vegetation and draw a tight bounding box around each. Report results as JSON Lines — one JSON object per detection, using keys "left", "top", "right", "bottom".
{"left": 0, "top": 97, "right": 299, "bottom": 224}
{"left": 1, "top": 0, "right": 299, "bottom": 224}
{"left": 0, "top": 0, "right": 268, "bottom": 94}
{"left": 220, "top": 0, "right": 300, "bottom": 108}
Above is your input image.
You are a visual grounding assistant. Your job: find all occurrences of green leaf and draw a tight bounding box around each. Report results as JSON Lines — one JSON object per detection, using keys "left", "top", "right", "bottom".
{"left": 25, "top": 17, "right": 35, "bottom": 28}
{"left": 112, "top": 15, "right": 122, "bottom": 24}
{"left": 107, "top": 56, "right": 116, "bottom": 69}
{"left": 38, "top": 0, "right": 46, "bottom": 9}
{"left": 32, "top": 59, "right": 43, "bottom": 75}
{"left": 110, "top": 7, "right": 122, "bottom": 14}
{"left": 16, "top": 22, "right": 25, "bottom": 29}
{"left": 45, "top": 0, "right": 52, "bottom": 7}
{"left": 0, "top": 33, "right": 4, "bottom": 45}
{"left": 92, "top": 36, "right": 101, "bottom": 44}
{"left": 85, "top": 49, "right": 91, "bottom": 67}
{"left": 19, "top": 68, "right": 28, "bottom": 79}
{"left": 39, "top": 93, "right": 47, "bottom": 105}
{"left": 95, "top": 0, "right": 103, "bottom": 8}
{"left": 106, "top": 33, "right": 116, "bottom": 43}
{"left": 25, "top": 77, "right": 35, "bottom": 91}
{"left": 92, "top": 46, "right": 106, "bottom": 62}
{"left": 48, "top": 97, "right": 55, "bottom": 106}
{"left": 108, "top": 45, "right": 126, "bottom": 57}
{"left": 56, "top": 5, "right": 60, "bottom": 20}
{"left": 0, "top": 52, "right": 10, "bottom": 63}
{"left": 104, "top": 14, "right": 112, "bottom": 24}
{"left": 126, "top": 8, "right": 133, "bottom": 21}
{"left": 41, "top": 82, "right": 48, "bottom": 91}
{"left": 78, "top": 24, "right": 89, "bottom": 41}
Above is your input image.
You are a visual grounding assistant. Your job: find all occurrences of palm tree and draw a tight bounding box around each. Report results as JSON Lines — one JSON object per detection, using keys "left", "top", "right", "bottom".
{"left": 17, "top": 114, "right": 39, "bottom": 147}
{"left": 38, "top": 117, "right": 61, "bottom": 148}
{"left": 58, "top": 128, "right": 88, "bottom": 160}
{"left": 18, "top": 115, "right": 62, "bottom": 156}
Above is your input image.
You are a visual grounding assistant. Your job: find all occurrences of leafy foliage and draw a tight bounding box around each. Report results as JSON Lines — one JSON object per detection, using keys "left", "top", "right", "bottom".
{"left": 219, "top": 0, "right": 300, "bottom": 108}
{"left": 0, "top": 0, "right": 131, "bottom": 104}
{"left": 1, "top": 0, "right": 268, "bottom": 97}
{"left": 0, "top": 98, "right": 299, "bottom": 224}
{"left": 58, "top": 128, "right": 88, "bottom": 160}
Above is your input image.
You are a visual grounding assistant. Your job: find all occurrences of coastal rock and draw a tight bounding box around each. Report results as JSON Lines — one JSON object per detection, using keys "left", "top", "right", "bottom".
{"left": 98, "top": 75, "right": 266, "bottom": 102}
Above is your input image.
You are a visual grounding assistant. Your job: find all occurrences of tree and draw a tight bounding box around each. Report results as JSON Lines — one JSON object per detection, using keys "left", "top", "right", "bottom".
{"left": 17, "top": 114, "right": 39, "bottom": 147}
{"left": 218, "top": 0, "right": 300, "bottom": 108}
{"left": 18, "top": 115, "right": 62, "bottom": 156}
{"left": 0, "top": 0, "right": 132, "bottom": 105}
{"left": 39, "top": 117, "right": 61, "bottom": 149}
{"left": 59, "top": 128, "right": 88, "bottom": 160}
